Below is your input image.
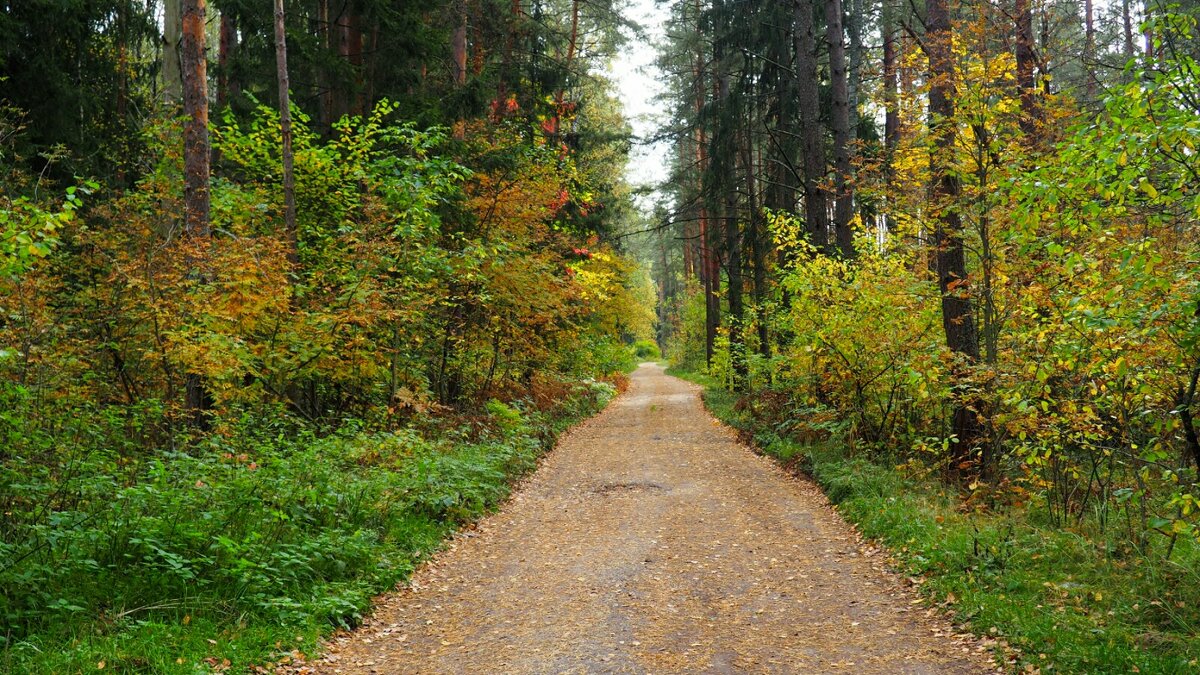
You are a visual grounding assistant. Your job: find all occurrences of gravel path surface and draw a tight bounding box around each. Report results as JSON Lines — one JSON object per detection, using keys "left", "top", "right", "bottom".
{"left": 307, "top": 364, "right": 994, "bottom": 674}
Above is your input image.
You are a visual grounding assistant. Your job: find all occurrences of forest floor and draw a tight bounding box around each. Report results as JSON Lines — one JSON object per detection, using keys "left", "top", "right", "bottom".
{"left": 296, "top": 364, "right": 996, "bottom": 674}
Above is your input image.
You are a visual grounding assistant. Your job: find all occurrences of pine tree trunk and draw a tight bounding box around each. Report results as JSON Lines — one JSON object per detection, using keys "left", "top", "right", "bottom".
{"left": 317, "top": 0, "right": 333, "bottom": 129}
{"left": 714, "top": 0, "right": 745, "bottom": 389}
{"left": 182, "top": 0, "right": 209, "bottom": 237}
{"left": 217, "top": 11, "right": 236, "bottom": 110}
{"left": 764, "top": 2, "right": 797, "bottom": 269}
{"left": 182, "top": 0, "right": 210, "bottom": 427}
{"left": 825, "top": 0, "right": 855, "bottom": 258}
{"left": 332, "top": 1, "right": 364, "bottom": 121}
{"left": 882, "top": 0, "right": 899, "bottom": 150}
{"left": 1122, "top": 0, "right": 1136, "bottom": 65}
{"left": 794, "top": 0, "right": 830, "bottom": 253}
{"left": 882, "top": 0, "right": 899, "bottom": 231}
{"left": 847, "top": 0, "right": 864, "bottom": 137}
{"left": 1084, "top": 0, "right": 1096, "bottom": 99}
{"left": 694, "top": 0, "right": 719, "bottom": 368}
{"left": 162, "top": 0, "right": 183, "bottom": 102}
{"left": 274, "top": 0, "right": 298, "bottom": 267}
{"left": 928, "top": 0, "right": 982, "bottom": 474}
{"left": 1015, "top": 0, "right": 1039, "bottom": 138}
{"left": 452, "top": 0, "right": 468, "bottom": 86}
{"left": 746, "top": 132, "right": 770, "bottom": 362}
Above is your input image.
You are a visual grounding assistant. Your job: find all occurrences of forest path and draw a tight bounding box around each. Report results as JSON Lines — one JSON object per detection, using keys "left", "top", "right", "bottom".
{"left": 307, "top": 364, "right": 993, "bottom": 674}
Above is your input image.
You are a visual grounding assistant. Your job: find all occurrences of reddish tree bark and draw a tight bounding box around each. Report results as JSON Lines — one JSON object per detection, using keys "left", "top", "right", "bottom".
{"left": 1015, "top": 0, "right": 1040, "bottom": 138}
{"left": 882, "top": 0, "right": 899, "bottom": 159}
{"left": 182, "top": 0, "right": 211, "bottom": 425}
{"left": 182, "top": 0, "right": 209, "bottom": 237}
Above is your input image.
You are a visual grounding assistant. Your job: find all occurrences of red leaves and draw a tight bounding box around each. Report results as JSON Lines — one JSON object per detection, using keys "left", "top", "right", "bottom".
{"left": 488, "top": 95, "right": 521, "bottom": 121}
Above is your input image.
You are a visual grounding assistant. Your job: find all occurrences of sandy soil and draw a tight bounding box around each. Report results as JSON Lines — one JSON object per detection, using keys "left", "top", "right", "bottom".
{"left": 302, "top": 364, "right": 996, "bottom": 674}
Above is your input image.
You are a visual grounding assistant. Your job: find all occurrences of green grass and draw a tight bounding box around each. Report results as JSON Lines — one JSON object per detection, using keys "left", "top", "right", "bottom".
{"left": 668, "top": 367, "right": 1200, "bottom": 674}
{"left": 1, "top": 383, "right": 617, "bottom": 674}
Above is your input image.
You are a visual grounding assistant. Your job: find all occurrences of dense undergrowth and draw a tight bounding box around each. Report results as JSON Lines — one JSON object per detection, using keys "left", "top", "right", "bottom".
{"left": 672, "top": 368, "right": 1200, "bottom": 673}
{"left": 1, "top": 377, "right": 619, "bottom": 673}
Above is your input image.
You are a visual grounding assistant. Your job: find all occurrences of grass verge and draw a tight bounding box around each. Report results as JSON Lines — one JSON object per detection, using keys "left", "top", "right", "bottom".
{"left": 1, "top": 380, "right": 618, "bottom": 674}
{"left": 668, "top": 367, "right": 1200, "bottom": 674}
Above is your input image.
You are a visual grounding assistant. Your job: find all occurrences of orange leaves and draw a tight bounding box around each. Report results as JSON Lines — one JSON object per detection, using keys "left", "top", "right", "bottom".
{"left": 489, "top": 94, "right": 521, "bottom": 121}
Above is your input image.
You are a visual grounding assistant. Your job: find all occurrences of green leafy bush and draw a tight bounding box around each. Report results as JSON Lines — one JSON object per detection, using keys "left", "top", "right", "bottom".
{"left": 632, "top": 339, "right": 661, "bottom": 361}
{"left": 0, "top": 384, "right": 611, "bottom": 673}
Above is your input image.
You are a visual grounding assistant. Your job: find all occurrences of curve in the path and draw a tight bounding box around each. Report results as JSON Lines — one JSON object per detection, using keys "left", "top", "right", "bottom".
{"left": 308, "top": 364, "right": 993, "bottom": 674}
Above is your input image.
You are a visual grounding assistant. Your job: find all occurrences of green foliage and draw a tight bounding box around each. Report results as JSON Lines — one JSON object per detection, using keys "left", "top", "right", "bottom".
{"left": 0, "top": 107, "right": 99, "bottom": 279}
{"left": 0, "top": 184, "right": 81, "bottom": 278}
{"left": 775, "top": 232, "right": 951, "bottom": 454}
{"left": 665, "top": 282, "right": 708, "bottom": 372}
{"left": 632, "top": 339, "right": 661, "bottom": 361}
{"left": 0, "top": 382, "right": 612, "bottom": 673}
{"left": 563, "top": 334, "right": 638, "bottom": 377}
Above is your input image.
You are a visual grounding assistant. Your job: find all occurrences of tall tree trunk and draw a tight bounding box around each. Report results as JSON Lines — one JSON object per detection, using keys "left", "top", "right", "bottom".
{"left": 499, "top": 0, "right": 523, "bottom": 103}
{"left": 1040, "top": 1, "right": 1051, "bottom": 95}
{"left": 714, "top": 0, "right": 745, "bottom": 389}
{"left": 1015, "top": 0, "right": 1039, "bottom": 139}
{"left": 883, "top": 1, "right": 899, "bottom": 151}
{"left": 332, "top": 1, "right": 364, "bottom": 121}
{"left": 162, "top": 0, "right": 183, "bottom": 102}
{"left": 182, "top": 0, "right": 209, "bottom": 237}
{"left": 116, "top": 1, "right": 130, "bottom": 184}
{"left": 217, "top": 11, "right": 236, "bottom": 110}
{"left": 471, "top": 1, "right": 486, "bottom": 77}
{"left": 746, "top": 131, "right": 770, "bottom": 362}
{"left": 182, "top": 0, "right": 211, "bottom": 426}
{"left": 927, "top": 0, "right": 982, "bottom": 474}
{"left": 700, "top": 133, "right": 719, "bottom": 370}
{"left": 882, "top": 0, "right": 899, "bottom": 232}
{"left": 825, "top": 0, "right": 855, "bottom": 258}
{"left": 694, "top": 1, "right": 719, "bottom": 368}
{"left": 549, "top": 0, "right": 580, "bottom": 149}
{"left": 847, "top": 0, "right": 864, "bottom": 137}
{"left": 794, "top": 0, "right": 830, "bottom": 253}
{"left": 1122, "top": 0, "right": 1136, "bottom": 66}
{"left": 1084, "top": 0, "right": 1096, "bottom": 99}
{"left": 317, "top": 0, "right": 333, "bottom": 129}
{"left": 452, "top": 0, "right": 468, "bottom": 86}
{"left": 274, "top": 0, "right": 298, "bottom": 267}
{"left": 365, "top": 22, "right": 381, "bottom": 113}
{"left": 763, "top": 2, "right": 796, "bottom": 224}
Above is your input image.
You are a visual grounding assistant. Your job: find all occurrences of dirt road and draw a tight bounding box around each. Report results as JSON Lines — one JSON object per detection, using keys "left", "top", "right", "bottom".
{"left": 309, "top": 364, "right": 992, "bottom": 674}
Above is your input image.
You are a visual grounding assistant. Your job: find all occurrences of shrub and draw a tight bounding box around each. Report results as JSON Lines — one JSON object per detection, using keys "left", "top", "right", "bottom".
{"left": 0, "top": 383, "right": 612, "bottom": 672}
{"left": 632, "top": 339, "right": 661, "bottom": 361}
